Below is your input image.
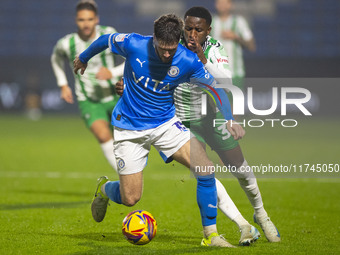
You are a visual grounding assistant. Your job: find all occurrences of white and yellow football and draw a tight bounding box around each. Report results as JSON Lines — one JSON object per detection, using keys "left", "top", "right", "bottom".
{"left": 122, "top": 210, "right": 157, "bottom": 245}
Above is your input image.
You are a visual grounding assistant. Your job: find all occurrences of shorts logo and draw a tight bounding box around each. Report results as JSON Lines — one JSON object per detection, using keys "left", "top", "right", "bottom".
{"left": 172, "top": 121, "right": 188, "bottom": 132}
{"left": 168, "top": 66, "right": 179, "bottom": 77}
{"left": 117, "top": 158, "right": 125, "bottom": 169}
{"left": 115, "top": 34, "right": 128, "bottom": 42}
{"left": 85, "top": 113, "right": 90, "bottom": 119}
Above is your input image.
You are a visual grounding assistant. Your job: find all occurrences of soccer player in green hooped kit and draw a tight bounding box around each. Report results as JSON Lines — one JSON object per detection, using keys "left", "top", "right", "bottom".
{"left": 51, "top": 0, "right": 124, "bottom": 171}
{"left": 211, "top": 0, "right": 255, "bottom": 93}
{"left": 176, "top": 6, "right": 280, "bottom": 244}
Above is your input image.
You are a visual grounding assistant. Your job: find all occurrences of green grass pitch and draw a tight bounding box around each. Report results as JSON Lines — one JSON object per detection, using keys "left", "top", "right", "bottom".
{"left": 0, "top": 115, "right": 339, "bottom": 254}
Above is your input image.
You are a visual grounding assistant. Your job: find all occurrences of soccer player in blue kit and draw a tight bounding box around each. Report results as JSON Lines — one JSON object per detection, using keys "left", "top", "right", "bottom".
{"left": 74, "top": 14, "right": 244, "bottom": 247}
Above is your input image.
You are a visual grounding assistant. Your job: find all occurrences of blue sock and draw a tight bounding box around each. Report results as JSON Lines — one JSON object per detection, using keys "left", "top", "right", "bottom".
{"left": 196, "top": 174, "right": 217, "bottom": 226}
{"left": 104, "top": 181, "right": 122, "bottom": 204}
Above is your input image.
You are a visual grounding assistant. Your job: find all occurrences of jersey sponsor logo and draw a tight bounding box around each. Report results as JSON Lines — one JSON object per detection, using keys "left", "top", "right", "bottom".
{"left": 117, "top": 158, "right": 125, "bottom": 169}
{"left": 136, "top": 58, "right": 146, "bottom": 68}
{"left": 167, "top": 66, "right": 179, "bottom": 77}
{"left": 217, "top": 57, "right": 229, "bottom": 64}
{"left": 132, "top": 71, "right": 170, "bottom": 92}
{"left": 114, "top": 33, "right": 128, "bottom": 42}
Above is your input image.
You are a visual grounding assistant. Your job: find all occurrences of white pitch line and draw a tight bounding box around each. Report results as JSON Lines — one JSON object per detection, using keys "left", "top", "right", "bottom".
{"left": 0, "top": 171, "right": 100, "bottom": 179}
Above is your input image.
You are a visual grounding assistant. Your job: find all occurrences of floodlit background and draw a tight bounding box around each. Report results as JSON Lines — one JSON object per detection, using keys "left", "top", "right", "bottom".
{"left": 0, "top": 0, "right": 339, "bottom": 115}
{"left": 0, "top": 1, "right": 339, "bottom": 254}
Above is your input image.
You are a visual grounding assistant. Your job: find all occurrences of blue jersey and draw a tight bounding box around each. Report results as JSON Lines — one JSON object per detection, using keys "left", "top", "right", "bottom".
{"left": 107, "top": 33, "right": 214, "bottom": 130}
{"left": 79, "top": 33, "right": 233, "bottom": 130}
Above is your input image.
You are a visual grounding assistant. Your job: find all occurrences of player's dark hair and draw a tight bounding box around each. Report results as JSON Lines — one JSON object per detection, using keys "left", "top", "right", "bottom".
{"left": 76, "top": 0, "right": 98, "bottom": 15}
{"left": 154, "top": 14, "right": 184, "bottom": 45}
{"left": 184, "top": 6, "right": 212, "bottom": 26}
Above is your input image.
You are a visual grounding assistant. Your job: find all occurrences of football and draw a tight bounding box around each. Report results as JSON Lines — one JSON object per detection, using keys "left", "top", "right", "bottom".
{"left": 122, "top": 210, "right": 157, "bottom": 245}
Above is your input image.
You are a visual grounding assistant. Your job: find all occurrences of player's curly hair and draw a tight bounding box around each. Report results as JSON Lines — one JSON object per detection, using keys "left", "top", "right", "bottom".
{"left": 76, "top": 0, "right": 98, "bottom": 14}
{"left": 154, "top": 14, "right": 184, "bottom": 45}
{"left": 184, "top": 6, "right": 212, "bottom": 26}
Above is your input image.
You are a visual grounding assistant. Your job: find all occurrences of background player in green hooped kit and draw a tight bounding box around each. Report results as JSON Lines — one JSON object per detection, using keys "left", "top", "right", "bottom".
{"left": 176, "top": 6, "right": 280, "bottom": 244}
{"left": 211, "top": 0, "right": 255, "bottom": 96}
{"left": 51, "top": 0, "right": 124, "bottom": 171}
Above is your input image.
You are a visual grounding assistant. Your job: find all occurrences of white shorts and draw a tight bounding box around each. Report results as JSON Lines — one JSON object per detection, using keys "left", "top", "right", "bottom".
{"left": 113, "top": 116, "right": 190, "bottom": 175}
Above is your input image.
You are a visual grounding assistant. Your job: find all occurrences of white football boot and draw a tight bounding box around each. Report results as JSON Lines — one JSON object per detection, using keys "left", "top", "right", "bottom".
{"left": 239, "top": 224, "right": 261, "bottom": 246}
{"left": 201, "top": 233, "right": 237, "bottom": 248}
{"left": 91, "top": 176, "right": 110, "bottom": 222}
{"left": 254, "top": 214, "right": 281, "bottom": 242}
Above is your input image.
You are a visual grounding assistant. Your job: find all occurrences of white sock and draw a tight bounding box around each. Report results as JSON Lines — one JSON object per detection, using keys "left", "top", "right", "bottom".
{"left": 100, "top": 139, "right": 117, "bottom": 172}
{"left": 100, "top": 183, "right": 107, "bottom": 196}
{"left": 203, "top": 224, "right": 217, "bottom": 238}
{"left": 232, "top": 160, "right": 266, "bottom": 214}
{"left": 233, "top": 214, "right": 250, "bottom": 229}
{"left": 216, "top": 178, "right": 243, "bottom": 221}
{"left": 254, "top": 206, "right": 268, "bottom": 219}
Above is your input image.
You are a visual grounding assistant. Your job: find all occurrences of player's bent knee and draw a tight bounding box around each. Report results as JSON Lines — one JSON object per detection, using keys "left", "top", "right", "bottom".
{"left": 121, "top": 191, "right": 142, "bottom": 207}
{"left": 122, "top": 196, "right": 140, "bottom": 207}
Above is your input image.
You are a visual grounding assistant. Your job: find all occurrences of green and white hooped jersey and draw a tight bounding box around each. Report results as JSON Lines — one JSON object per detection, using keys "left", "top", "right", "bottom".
{"left": 174, "top": 36, "right": 232, "bottom": 121}
{"left": 211, "top": 15, "right": 253, "bottom": 78}
{"left": 51, "top": 25, "right": 120, "bottom": 102}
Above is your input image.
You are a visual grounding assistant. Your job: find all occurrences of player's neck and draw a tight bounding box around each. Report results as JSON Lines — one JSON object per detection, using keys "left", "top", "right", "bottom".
{"left": 219, "top": 12, "right": 231, "bottom": 21}
{"left": 78, "top": 31, "right": 96, "bottom": 42}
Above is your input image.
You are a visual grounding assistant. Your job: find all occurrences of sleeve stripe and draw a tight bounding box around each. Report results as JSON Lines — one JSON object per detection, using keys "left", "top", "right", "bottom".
{"left": 108, "top": 33, "right": 114, "bottom": 51}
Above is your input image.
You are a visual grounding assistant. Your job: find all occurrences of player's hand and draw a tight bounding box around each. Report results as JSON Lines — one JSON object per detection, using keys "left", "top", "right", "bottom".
{"left": 221, "top": 30, "right": 238, "bottom": 40}
{"left": 60, "top": 85, "right": 74, "bottom": 104}
{"left": 96, "top": 67, "right": 112, "bottom": 80}
{"left": 187, "top": 37, "right": 207, "bottom": 64}
{"left": 115, "top": 78, "right": 124, "bottom": 96}
{"left": 227, "top": 121, "right": 245, "bottom": 140}
{"left": 73, "top": 56, "right": 87, "bottom": 75}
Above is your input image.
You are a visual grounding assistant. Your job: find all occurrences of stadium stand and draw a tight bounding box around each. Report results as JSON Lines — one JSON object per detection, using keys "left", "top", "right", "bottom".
{"left": 0, "top": 0, "right": 338, "bottom": 58}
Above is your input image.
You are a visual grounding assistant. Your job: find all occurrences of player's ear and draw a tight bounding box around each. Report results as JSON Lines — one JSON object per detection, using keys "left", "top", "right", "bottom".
{"left": 96, "top": 15, "right": 100, "bottom": 25}
{"left": 207, "top": 26, "right": 212, "bottom": 36}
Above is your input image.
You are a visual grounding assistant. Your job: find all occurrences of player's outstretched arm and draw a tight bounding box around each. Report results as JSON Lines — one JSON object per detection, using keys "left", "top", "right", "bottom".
{"left": 213, "top": 87, "right": 245, "bottom": 140}
{"left": 208, "top": 86, "right": 245, "bottom": 140}
{"left": 190, "top": 51, "right": 234, "bottom": 122}
{"left": 191, "top": 74, "right": 245, "bottom": 140}
{"left": 73, "top": 34, "right": 111, "bottom": 75}
{"left": 200, "top": 83, "right": 233, "bottom": 121}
